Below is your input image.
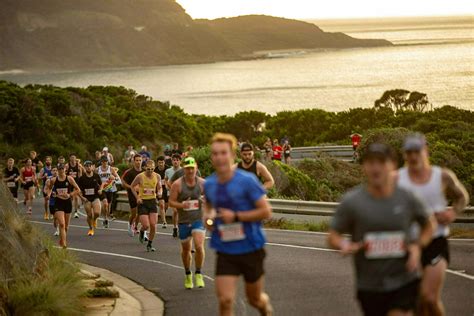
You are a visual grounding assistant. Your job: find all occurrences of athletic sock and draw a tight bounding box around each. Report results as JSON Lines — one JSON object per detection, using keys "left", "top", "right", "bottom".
{"left": 185, "top": 269, "right": 191, "bottom": 275}
{"left": 147, "top": 240, "right": 152, "bottom": 246}
{"left": 195, "top": 269, "right": 201, "bottom": 274}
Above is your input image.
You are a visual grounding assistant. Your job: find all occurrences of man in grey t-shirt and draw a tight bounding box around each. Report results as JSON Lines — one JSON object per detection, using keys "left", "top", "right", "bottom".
{"left": 328, "top": 143, "right": 435, "bottom": 316}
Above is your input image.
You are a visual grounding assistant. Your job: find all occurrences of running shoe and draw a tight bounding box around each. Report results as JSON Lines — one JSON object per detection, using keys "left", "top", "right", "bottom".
{"left": 87, "top": 229, "right": 94, "bottom": 236}
{"left": 184, "top": 274, "right": 194, "bottom": 289}
{"left": 74, "top": 211, "right": 79, "bottom": 218}
{"left": 139, "top": 231, "right": 145, "bottom": 244}
{"left": 195, "top": 273, "right": 205, "bottom": 288}
{"left": 172, "top": 227, "right": 178, "bottom": 238}
{"left": 43, "top": 212, "right": 49, "bottom": 220}
{"left": 103, "top": 219, "right": 109, "bottom": 228}
{"left": 110, "top": 215, "right": 116, "bottom": 221}
{"left": 146, "top": 244, "right": 156, "bottom": 252}
{"left": 54, "top": 228, "right": 59, "bottom": 236}
{"left": 144, "top": 231, "right": 149, "bottom": 242}
{"left": 162, "top": 223, "right": 167, "bottom": 229}
{"left": 127, "top": 223, "right": 134, "bottom": 237}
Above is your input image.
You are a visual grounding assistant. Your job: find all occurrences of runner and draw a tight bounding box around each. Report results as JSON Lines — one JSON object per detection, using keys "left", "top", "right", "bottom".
{"left": 263, "top": 138, "right": 273, "bottom": 162}
{"left": 165, "top": 154, "right": 182, "bottom": 238}
{"left": 122, "top": 154, "right": 143, "bottom": 236}
{"left": 203, "top": 133, "right": 273, "bottom": 316}
{"left": 282, "top": 140, "right": 292, "bottom": 165}
{"left": 66, "top": 154, "right": 83, "bottom": 218}
{"left": 30, "top": 151, "right": 43, "bottom": 195}
{"left": 237, "top": 143, "right": 274, "bottom": 190}
{"left": 397, "top": 134, "right": 469, "bottom": 316}
{"left": 154, "top": 156, "right": 168, "bottom": 229}
{"left": 102, "top": 147, "right": 115, "bottom": 165}
{"left": 46, "top": 163, "right": 82, "bottom": 248}
{"left": 3, "top": 158, "right": 20, "bottom": 202}
{"left": 19, "top": 158, "right": 37, "bottom": 215}
{"left": 169, "top": 157, "right": 206, "bottom": 289}
{"left": 130, "top": 160, "right": 162, "bottom": 252}
{"left": 328, "top": 143, "right": 435, "bottom": 316}
{"left": 45, "top": 166, "right": 60, "bottom": 236}
{"left": 78, "top": 161, "right": 103, "bottom": 236}
{"left": 271, "top": 139, "right": 282, "bottom": 161}
{"left": 57, "top": 156, "right": 66, "bottom": 166}
{"left": 39, "top": 156, "right": 54, "bottom": 220}
{"left": 97, "top": 156, "right": 119, "bottom": 228}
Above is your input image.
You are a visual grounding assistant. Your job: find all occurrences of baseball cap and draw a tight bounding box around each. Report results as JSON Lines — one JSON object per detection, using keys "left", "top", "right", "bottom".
{"left": 103, "top": 147, "right": 108, "bottom": 151}
{"left": 84, "top": 160, "right": 93, "bottom": 166}
{"left": 183, "top": 157, "right": 197, "bottom": 168}
{"left": 240, "top": 143, "right": 254, "bottom": 152}
{"left": 100, "top": 155, "right": 108, "bottom": 162}
{"left": 403, "top": 133, "right": 427, "bottom": 152}
{"left": 362, "top": 143, "right": 397, "bottom": 162}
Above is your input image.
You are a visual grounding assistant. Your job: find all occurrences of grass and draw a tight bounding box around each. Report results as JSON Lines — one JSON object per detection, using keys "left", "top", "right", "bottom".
{"left": 264, "top": 218, "right": 330, "bottom": 232}
{"left": 95, "top": 280, "right": 114, "bottom": 288}
{"left": 86, "top": 287, "right": 120, "bottom": 299}
{"left": 450, "top": 227, "right": 474, "bottom": 239}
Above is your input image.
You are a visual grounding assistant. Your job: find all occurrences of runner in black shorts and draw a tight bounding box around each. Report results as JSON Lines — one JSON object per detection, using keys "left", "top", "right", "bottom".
{"left": 45, "top": 166, "right": 59, "bottom": 236}
{"left": 204, "top": 133, "right": 273, "bottom": 315}
{"left": 328, "top": 143, "right": 435, "bottom": 316}
{"left": 122, "top": 154, "right": 143, "bottom": 236}
{"left": 155, "top": 156, "right": 169, "bottom": 229}
{"left": 3, "top": 158, "right": 20, "bottom": 201}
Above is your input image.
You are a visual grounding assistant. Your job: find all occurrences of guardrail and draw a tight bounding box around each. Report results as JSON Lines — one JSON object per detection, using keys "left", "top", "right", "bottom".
{"left": 290, "top": 145, "right": 354, "bottom": 161}
{"left": 115, "top": 191, "right": 474, "bottom": 223}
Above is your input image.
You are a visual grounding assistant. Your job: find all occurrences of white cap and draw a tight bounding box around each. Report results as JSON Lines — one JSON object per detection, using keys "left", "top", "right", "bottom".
{"left": 103, "top": 147, "right": 108, "bottom": 151}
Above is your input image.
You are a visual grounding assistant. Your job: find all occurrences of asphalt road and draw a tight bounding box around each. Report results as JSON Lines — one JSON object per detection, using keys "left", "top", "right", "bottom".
{"left": 24, "top": 197, "right": 474, "bottom": 316}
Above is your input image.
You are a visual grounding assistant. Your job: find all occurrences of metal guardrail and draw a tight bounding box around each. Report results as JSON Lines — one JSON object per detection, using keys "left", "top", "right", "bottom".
{"left": 290, "top": 145, "right": 354, "bottom": 161}
{"left": 115, "top": 191, "right": 474, "bottom": 223}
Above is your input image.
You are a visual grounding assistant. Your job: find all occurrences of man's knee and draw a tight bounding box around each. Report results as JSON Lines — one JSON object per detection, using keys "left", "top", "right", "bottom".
{"left": 247, "top": 293, "right": 262, "bottom": 308}
{"left": 218, "top": 294, "right": 234, "bottom": 310}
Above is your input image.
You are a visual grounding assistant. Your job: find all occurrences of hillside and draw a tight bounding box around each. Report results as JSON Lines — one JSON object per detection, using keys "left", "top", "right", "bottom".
{"left": 0, "top": 0, "right": 392, "bottom": 71}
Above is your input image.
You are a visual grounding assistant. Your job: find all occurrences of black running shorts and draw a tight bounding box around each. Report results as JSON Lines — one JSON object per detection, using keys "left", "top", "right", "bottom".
{"left": 216, "top": 248, "right": 266, "bottom": 283}
{"left": 357, "top": 279, "right": 420, "bottom": 316}
{"left": 422, "top": 236, "right": 450, "bottom": 267}
{"left": 138, "top": 199, "right": 158, "bottom": 216}
{"left": 54, "top": 198, "right": 72, "bottom": 214}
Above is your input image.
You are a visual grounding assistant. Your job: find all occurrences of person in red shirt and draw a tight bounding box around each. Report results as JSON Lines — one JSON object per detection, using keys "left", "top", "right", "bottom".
{"left": 272, "top": 139, "right": 283, "bottom": 161}
{"left": 351, "top": 133, "right": 362, "bottom": 151}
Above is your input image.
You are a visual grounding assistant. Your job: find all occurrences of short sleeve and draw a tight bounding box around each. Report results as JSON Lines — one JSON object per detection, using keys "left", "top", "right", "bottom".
{"left": 330, "top": 198, "right": 354, "bottom": 234}
{"left": 245, "top": 174, "right": 266, "bottom": 204}
{"left": 409, "top": 192, "right": 429, "bottom": 227}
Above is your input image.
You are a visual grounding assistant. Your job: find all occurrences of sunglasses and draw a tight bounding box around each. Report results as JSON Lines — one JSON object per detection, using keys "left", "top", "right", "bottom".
{"left": 145, "top": 168, "right": 154, "bottom": 171}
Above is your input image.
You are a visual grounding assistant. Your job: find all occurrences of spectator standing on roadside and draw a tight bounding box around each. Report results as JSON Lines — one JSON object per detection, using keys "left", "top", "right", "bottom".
{"left": 140, "top": 145, "right": 151, "bottom": 167}
{"left": 124, "top": 145, "right": 136, "bottom": 164}
{"left": 272, "top": 139, "right": 283, "bottom": 161}
{"left": 282, "top": 140, "right": 292, "bottom": 165}
{"left": 263, "top": 138, "right": 273, "bottom": 162}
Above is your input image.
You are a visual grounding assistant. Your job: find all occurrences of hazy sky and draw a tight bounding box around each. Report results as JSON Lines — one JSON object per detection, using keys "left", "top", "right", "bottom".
{"left": 176, "top": 0, "right": 473, "bottom": 20}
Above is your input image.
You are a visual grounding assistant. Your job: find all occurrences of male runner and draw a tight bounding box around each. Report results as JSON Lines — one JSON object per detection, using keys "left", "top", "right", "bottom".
{"left": 397, "top": 134, "right": 469, "bottom": 316}
{"left": 122, "top": 154, "right": 143, "bottom": 236}
{"left": 39, "top": 156, "right": 54, "bottom": 220}
{"left": 165, "top": 154, "right": 182, "bottom": 238}
{"left": 3, "top": 158, "right": 20, "bottom": 202}
{"left": 57, "top": 156, "right": 66, "bottom": 166}
{"left": 155, "top": 156, "right": 169, "bottom": 228}
{"left": 45, "top": 166, "right": 60, "bottom": 236}
{"left": 97, "top": 156, "right": 119, "bottom": 228}
{"left": 328, "top": 143, "right": 435, "bottom": 316}
{"left": 130, "top": 160, "right": 162, "bottom": 252}
{"left": 19, "top": 158, "right": 37, "bottom": 214}
{"left": 203, "top": 133, "right": 273, "bottom": 316}
{"left": 236, "top": 143, "right": 274, "bottom": 190}
{"left": 46, "top": 163, "right": 82, "bottom": 248}
{"left": 78, "top": 161, "right": 103, "bottom": 236}
{"left": 66, "top": 154, "right": 83, "bottom": 218}
{"left": 169, "top": 157, "right": 206, "bottom": 289}
{"left": 30, "top": 151, "right": 43, "bottom": 195}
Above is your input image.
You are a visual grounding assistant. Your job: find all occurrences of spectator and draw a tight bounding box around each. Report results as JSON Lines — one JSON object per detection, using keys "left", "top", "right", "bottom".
{"left": 350, "top": 133, "right": 362, "bottom": 151}
{"left": 139, "top": 145, "right": 151, "bottom": 166}
{"left": 282, "top": 140, "right": 292, "bottom": 165}
{"left": 272, "top": 139, "right": 283, "bottom": 161}
{"left": 183, "top": 145, "right": 193, "bottom": 158}
{"left": 263, "top": 138, "right": 273, "bottom": 161}
{"left": 124, "top": 145, "right": 135, "bottom": 164}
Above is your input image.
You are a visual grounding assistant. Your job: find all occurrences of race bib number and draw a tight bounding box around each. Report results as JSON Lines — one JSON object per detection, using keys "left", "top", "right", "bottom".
{"left": 56, "top": 188, "right": 68, "bottom": 196}
{"left": 285, "top": 150, "right": 290, "bottom": 154}
{"left": 85, "top": 188, "right": 95, "bottom": 196}
{"left": 364, "top": 231, "right": 406, "bottom": 259}
{"left": 183, "top": 200, "right": 200, "bottom": 211}
{"left": 218, "top": 223, "right": 246, "bottom": 242}
{"left": 25, "top": 176, "right": 33, "bottom": 182}
{"left": 144, "top": 188, "right": 155, "bottom": 195}
{"left": 7, "top": 182, "right": 16, "bottom": 188}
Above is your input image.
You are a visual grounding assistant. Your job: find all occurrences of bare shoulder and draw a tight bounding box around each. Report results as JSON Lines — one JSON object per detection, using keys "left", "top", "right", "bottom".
{"left": 441, "top": 167, "right": 459, "bottom": 184}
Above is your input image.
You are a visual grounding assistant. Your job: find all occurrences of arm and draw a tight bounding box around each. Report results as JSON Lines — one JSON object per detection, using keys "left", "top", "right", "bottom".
{"left": 121, "top": 170, "right": 131, "bottom": 190}
{"left": 442, "top": 168, "right": 469, "bottom": 214}
{"left": 257, "top": 162, "right": 275, "bottom": 190}
{"left": 168, "top": 180, "right": 184, "bottom": 209}
{"left": 327, "top": 230, "right": 362, "bottom": 255}
{"left": 219, "top": 196, "right": 272, "bottom": 224}
{"left": 19, "top": 168, "right": 25, "bottom": 184}
{"left": 68, "top": 176, "right": 84, "bottom": 199}
{"left": 130, "top": 175, "right": 143, "bottom": 203}
{"left": 155, "top": 174, "right": 163, "bottom": 197}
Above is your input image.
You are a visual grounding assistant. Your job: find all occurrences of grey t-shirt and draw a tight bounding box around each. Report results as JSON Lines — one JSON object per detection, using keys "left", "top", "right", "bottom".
{"left": 331, "top": 185, "right": 429, "bottom": 292}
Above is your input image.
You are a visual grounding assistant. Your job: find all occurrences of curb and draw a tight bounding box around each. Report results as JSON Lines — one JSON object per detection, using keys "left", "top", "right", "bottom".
{"left": 81, "top": 263, "right": 164, "bottom": 316}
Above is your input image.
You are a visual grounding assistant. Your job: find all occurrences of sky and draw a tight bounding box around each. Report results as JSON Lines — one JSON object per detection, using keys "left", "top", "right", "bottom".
{"left": 176, "top": 0, "right": 474, "bottom": 20}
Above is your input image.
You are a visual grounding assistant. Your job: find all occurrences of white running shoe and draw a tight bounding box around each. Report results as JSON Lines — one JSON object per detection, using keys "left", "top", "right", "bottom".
{"left": 54, "top": 228, "right": 59, "bottom": 236}
{"left": 144, "top": 231, "right": 149, "bottom": 242}
{"left": 127, "top": 223, "right": 134, "bottom": 237}
{"left": 74, "top": 211, "right": 79, "bottom": 218}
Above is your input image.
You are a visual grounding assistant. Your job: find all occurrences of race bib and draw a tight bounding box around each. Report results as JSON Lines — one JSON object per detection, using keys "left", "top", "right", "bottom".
{"left": 7, "top": 182, "right": 16, "bottom": 188}
{"left": 364, "top": 231, "right": 406, "bottom": 259}
{"left": 25, "top": 176, "right": 33, "bottom": 182}
{"left": 56, "top": 188, "right": 68, "bottom": 196}
{"left": 183, "top": 200, "right": 200, "bottom": 211}
{"left": 218, "top": 223, "right": 246, "bottom": 242}
{"left": 285, "top": 150, "right": 290, "bottom": 154}
{"left": 85, "top": 188, "right": 95, "bottom": 196}
{"left": 143, "top": 188, "right": 155, "bottom": 195}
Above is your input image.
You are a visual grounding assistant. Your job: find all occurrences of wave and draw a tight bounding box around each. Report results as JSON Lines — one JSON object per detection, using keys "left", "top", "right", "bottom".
{"left": 0, "top": 69, "right": 26, "bottom": 75}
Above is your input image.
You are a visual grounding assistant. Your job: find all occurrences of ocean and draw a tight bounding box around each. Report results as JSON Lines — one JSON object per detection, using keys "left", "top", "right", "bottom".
{"left": 1, "top": 16, "right": 472, "bottom": 115}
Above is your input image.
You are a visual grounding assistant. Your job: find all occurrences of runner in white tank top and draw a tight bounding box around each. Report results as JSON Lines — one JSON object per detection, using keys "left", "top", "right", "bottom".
{"left": 396, "top": 133, "right": 469, "bottom": 316}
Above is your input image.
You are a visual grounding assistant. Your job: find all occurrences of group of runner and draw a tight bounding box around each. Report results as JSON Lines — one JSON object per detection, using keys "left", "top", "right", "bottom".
{"left": 2, "top": 132, "right": 469, "bottom": 316}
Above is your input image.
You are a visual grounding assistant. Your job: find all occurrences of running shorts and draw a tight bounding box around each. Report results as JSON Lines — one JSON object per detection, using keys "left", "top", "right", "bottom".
{"left": 23, "top": 182, "right": 35, "bottom": 190}
{"left": 422, "top": 236, "right": 450, "bottom": 267}
{"left": 216, "top": 248, "right": 266, "bottom": 283}
{"left": 178, "top": 220, "right": 205, "bottom": 241}
{"left": 138, "top": 199, "right": 158, "bottom": 216}
{"left": 54, "top": 198, "right": 73, "bottom": 214}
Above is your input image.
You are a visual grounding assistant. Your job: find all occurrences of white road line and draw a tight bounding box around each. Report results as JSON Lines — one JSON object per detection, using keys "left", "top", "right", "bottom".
{"left": 65, "top": 247, "right": 215, "bottom": 281}
{"left": 30, "top": 220, "right": 474, "bottom": 282}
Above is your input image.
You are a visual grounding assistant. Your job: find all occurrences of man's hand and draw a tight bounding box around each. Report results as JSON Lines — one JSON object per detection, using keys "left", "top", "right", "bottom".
{"left": 218, "top": 208, "right": 236, "bottom": 224}
{"left": 406, "top": 244, "right": 421, "bottom": 273}
{"left": 435, "top": 207, "right": 456, "bottom": 225}
{"left": 340, "top": 240, "right": 363, "bottom": 255}
{"left": 136, "top": 197, "right": 143, "bottom": 205}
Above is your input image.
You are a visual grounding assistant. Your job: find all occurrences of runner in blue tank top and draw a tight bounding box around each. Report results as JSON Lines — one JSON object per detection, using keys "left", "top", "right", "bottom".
{"left": 204, "top": 133, "right": 273, "bottom": 316}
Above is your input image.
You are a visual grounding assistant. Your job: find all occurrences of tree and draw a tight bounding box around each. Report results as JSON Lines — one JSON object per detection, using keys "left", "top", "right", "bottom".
{"left": 374, "top": 89, "right": 431, "bottom": 112}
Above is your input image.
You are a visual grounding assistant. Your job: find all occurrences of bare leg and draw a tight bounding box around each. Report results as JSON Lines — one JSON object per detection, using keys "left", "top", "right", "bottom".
{"left": 419, "top": 260, "right": 447, "bottom": 316}
{"left": 148, "top": 213, "right": 157, "bottom": 241}
{"left": 216, "top": 276, "right": 239, "bottom": 316}
{"left": 181, "top": 239, "right": 193, "bottom": 271}
{"left": 245, "top": 277, "right": 272, "bottom": 316}
{"left": 56, "top": 211, "right": 66, "bottom": 247}
{"left": 192, "top": 231, "right": 205, "bottom": 270}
